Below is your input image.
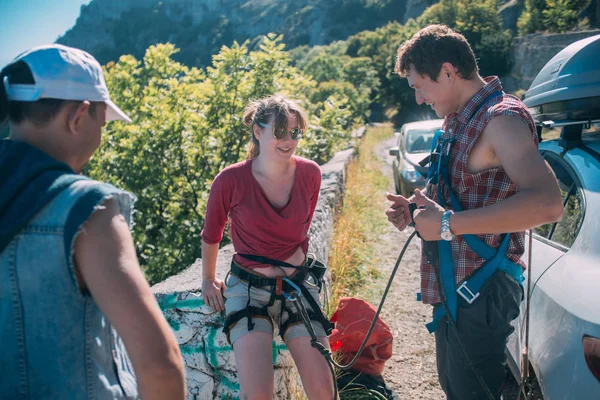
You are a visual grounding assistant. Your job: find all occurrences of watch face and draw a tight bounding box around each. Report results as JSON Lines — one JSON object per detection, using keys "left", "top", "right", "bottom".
{"left": 441, "top": 231, "right": 454, "bottom": 241}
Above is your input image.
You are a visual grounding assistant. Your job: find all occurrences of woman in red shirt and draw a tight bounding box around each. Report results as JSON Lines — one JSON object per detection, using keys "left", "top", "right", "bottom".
{"left": 201, "top": 94, "right": 334, "bottom": 399}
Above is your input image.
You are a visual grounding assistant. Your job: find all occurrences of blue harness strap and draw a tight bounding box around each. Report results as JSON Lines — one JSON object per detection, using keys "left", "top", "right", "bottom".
{"left": 424, "top": 91, "right": 525, "bottom": 333}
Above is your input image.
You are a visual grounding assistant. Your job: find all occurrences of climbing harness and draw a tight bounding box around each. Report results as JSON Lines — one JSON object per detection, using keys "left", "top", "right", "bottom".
{"left": 422, "top": 90, "right": 525, "bottom": 331}
{"left": 222, "top": 254, "right": 333, "bottom": 343}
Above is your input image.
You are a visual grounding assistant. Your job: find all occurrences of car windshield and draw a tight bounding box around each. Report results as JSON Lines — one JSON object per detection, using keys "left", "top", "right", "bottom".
{"left": 406, "top": 129, "right": 436, "bottom": 153}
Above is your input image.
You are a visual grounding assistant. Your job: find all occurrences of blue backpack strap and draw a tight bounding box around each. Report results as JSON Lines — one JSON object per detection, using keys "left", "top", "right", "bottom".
{"left": 427, "top": 233, "right": 523, "bottom": 333}
{"left": 431, "top": 129, "right": 444, "bottom": 153}
{"left": 425, "top": 238, "right": 457, "bottom": 333}
{"left": 426, "top": 164, "right": 523, "bottom": 332}
{"left": 446, "top": 162, "right": 524, "bottom": 283}
{"left": 427, "top": 304, "right": 447, "bottom": 333}
{"left": 426, "top": 129, "right": 444, "bottom": 183}
{"left": 425, "top": 90, "right": 525, "bottom": 333}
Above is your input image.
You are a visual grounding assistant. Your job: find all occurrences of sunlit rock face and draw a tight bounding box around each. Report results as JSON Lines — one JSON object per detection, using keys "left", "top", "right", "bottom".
{"left": 502, "top": 29, "right": 600, "bottom": 94}
{"left": 56, "top": 0, "right": 408, "bottom": 68}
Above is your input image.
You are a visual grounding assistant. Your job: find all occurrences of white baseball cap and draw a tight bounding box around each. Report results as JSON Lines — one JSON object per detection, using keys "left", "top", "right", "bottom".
{"left": 3, "top": 44, "right": 131, "bottom": 123}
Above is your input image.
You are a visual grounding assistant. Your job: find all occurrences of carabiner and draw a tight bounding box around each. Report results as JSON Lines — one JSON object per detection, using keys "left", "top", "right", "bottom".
{"left": 282, "top": 278, "right": 301, "bottom": 301}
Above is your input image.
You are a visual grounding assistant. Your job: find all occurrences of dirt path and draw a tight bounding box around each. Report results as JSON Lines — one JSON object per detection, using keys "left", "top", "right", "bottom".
{"left": 363, "top": 134, "right": 445, "bottom": 400}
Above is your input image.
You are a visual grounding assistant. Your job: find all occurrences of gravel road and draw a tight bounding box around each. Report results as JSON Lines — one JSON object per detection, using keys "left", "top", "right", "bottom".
{"left": 364, "top": 135, "right": 445, "bottom": 400}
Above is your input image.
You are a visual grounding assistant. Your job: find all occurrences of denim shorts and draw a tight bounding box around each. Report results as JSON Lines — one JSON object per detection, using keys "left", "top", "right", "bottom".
{"left": 223, "top": 270, "right": 327, "bottom": 345}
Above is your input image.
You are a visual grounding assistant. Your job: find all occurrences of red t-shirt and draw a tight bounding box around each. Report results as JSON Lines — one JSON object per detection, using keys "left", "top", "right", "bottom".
{"left": 201, "top": 156, "right": 321, "bottom": 269}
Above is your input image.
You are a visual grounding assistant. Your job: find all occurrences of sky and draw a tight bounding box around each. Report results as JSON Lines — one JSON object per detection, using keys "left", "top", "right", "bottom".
{"left": 0, "top": 0, "right": 92, "bottom": 68}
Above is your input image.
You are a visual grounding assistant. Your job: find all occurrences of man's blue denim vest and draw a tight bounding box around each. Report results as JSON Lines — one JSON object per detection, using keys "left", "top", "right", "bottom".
{"left": 0, "top": 179, "right": 139, "bottom": 399}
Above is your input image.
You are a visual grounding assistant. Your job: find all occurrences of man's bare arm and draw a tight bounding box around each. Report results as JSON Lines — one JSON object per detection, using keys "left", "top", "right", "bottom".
{"left": 450, "top": 115, "right": 563, "bottom": 235}
{"left": 75, "top": 198, "right": 186, "bottom": 400}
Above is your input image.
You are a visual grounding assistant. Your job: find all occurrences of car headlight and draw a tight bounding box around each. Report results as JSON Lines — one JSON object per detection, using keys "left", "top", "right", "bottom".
{"left": 401, "top": 160, "right": 420, "bottom": 182}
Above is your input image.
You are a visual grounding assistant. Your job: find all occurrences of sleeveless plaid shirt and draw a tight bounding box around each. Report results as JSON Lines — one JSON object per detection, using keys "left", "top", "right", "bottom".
{"left": 420, "top": 76, "right": 537, "bottom": 305}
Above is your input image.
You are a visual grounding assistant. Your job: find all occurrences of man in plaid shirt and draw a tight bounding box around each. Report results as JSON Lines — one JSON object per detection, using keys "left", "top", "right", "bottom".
{"left": 386, "top": 25, "right": 563, "bottom": 399}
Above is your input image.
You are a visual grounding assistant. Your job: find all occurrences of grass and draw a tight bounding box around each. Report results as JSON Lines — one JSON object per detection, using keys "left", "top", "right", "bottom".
{"left": 326, "top": 124, "right": 395, "bottom": 399}
{"left": 328, "top": 124, "right": 393, "bottom": 311}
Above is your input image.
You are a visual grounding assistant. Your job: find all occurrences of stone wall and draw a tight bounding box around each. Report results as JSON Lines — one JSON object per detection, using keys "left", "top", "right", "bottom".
{"left": 502, "top": 29, "right": 600, "bottom": 94}
{"left": 151, "top": 138, "right": 361, "bottom": 399}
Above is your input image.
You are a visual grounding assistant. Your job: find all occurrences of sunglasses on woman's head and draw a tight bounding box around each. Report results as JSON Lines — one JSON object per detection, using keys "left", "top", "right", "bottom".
{"left": 257, "top": 122, "right": 304, "bottom": 141}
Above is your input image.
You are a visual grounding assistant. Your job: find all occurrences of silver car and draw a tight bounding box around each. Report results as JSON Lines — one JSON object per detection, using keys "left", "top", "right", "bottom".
{"left": 389, "top": 119, "right": 443, "bottom": 197}
{"left": 506, "top": 127, "right": 600, "bottom": 399}
{"left": 505, "top": 34, "right": 600, "bottom": 399}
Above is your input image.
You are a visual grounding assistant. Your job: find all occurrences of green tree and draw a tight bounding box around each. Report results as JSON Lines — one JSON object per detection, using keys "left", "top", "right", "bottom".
{"left": 85, "top": 36, "right": 355, "bottom": 284}
{"left": 86, "top": 44, "right": 210, "bottom": 284}
{"left": 303, "top": 53, "right": 345, "bottom": 83}
{"left": 543, "top": 0, "right": 583, "bottom": 32}
{"left": 345, "top": 20, "right": 418, "bottom": 121}
{"left": 418, "top": 0, "right": 513, "bottom": 77}
{"left": 518, "top": 0, "right": 588, "bottom": 34}
{"left": 342, "top": 56, "right": 380, "bottom": 95}
{"left": 298, "top": 94, "right": 353, "bottom": 165}
{"left": 517, "top": 0, "right": 547, "bottom": 35}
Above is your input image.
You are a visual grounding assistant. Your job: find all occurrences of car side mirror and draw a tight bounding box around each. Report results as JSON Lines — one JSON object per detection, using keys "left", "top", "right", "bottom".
{"left": 389, "top": 146, "right": 400, "bottom": 157}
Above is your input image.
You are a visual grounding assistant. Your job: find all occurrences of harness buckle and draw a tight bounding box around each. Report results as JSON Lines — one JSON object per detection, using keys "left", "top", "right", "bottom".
{"left": 456, "top": 281, "right": 480, "bottom": 304}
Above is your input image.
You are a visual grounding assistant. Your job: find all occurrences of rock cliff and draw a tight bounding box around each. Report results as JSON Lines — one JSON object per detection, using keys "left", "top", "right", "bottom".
{"left": 57, "top": 0, "right": 408, "bottom": 67}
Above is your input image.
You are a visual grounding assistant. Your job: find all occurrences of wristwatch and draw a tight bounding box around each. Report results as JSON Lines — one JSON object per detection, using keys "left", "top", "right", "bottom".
{"left": 440, "top": 210, "right": 455, "bottom": 241}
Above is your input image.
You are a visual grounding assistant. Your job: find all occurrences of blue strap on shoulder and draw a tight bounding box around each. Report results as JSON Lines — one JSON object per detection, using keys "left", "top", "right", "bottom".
{"left": 426, "top": 129, "right": 445, "bottom": 184}
{"left": 424, "top": 90, "right": 524, "bottom": 333}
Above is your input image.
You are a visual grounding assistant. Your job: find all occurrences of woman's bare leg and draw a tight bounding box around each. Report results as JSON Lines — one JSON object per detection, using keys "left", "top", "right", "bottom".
{"left": 286, "top": 335, "right": 335, "bottom": 400}
{"left": 233, "top": 331, "right": 275, "bottom": 400}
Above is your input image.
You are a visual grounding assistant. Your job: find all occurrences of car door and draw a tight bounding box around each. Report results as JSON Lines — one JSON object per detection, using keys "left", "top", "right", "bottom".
{"left": 507, "top": 150, "right": 585, "bottom": 375}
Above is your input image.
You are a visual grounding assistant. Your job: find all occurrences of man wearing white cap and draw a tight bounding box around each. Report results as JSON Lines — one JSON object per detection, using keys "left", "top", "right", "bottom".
{"left": 0, "top": 44, "right": 186, "bottom": 399}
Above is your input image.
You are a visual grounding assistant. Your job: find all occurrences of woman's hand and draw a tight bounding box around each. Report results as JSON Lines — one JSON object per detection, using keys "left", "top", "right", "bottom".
{"left": 202, "top": 278, "right": 226, "bottom": 312}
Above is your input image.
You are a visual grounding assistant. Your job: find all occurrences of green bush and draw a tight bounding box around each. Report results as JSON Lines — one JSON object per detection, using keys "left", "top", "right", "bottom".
{"left": 543, "top": 0, "right": 581, "bottom": 32}
{"left": 518, "top": 0, "right": 588, "bottom": 34}
{"left": 418, "top": 0, "right": 513, "bottom": 77}
{"left": 290, "top": 43, "right": 379, "bottom": 123}
{"left": 517, "top": 0, "right": 547, "bottom": 35}
{"left": 85, "top": 35, "right": 355, "bottom": 284}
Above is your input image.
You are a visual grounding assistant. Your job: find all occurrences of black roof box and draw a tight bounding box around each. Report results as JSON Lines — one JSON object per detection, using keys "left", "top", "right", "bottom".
{"left": 523, "top": 34, "right": 600, "bottom": 122}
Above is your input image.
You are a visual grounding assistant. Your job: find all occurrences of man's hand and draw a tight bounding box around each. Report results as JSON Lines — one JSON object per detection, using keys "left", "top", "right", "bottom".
{"left": 386, "top": 192, "right": 412, "bottom": 231}
{"left": 412, "top": 189, "right": 446, "bottom": 241}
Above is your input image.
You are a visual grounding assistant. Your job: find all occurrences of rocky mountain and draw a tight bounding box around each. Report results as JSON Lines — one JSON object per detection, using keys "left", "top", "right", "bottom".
{"left": 57, "top": 0, "right": 431, "bottom": 67}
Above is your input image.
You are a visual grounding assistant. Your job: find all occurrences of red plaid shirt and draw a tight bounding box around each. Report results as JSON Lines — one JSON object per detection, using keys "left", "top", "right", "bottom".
{"left": 420, "top": 77, "right": 537, "bottom": 305}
